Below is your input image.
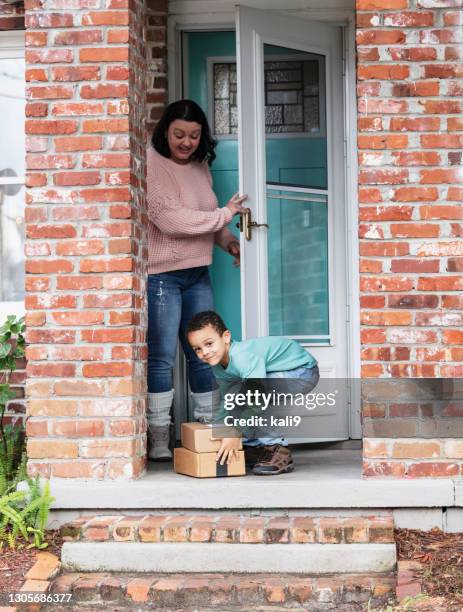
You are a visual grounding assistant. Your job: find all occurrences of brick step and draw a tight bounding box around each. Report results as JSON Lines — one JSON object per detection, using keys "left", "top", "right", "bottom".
{"left": 49, "top": 571, "right": 397, "bottom": 609}
{"left": 61, "top": 513, "right": 395, "bottom": 545}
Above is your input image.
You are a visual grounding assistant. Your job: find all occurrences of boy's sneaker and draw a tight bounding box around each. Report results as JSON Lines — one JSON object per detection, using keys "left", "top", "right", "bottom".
{"left": 243, "top": 445, "right": 266, "bottom": 467}
{"left": 252, "top": 445, "right": 294, "bottom": 475}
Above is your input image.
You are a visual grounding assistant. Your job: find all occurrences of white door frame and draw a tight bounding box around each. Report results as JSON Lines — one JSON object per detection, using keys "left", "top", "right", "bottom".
{"left": 167, "top": 8, "right": 361, "bottom": 438}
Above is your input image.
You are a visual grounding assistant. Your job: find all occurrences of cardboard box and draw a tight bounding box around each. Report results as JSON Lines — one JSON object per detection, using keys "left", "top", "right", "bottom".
{"left": 181, "top": 422, "right": 242, "bottom": 453}
{"left": 174, "top": 447, "right": 245, "bottom": 478}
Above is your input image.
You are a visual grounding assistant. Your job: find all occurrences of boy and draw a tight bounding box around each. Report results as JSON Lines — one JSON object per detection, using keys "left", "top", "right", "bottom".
{"left": 187, "top": 310, "right": 319, "bottom": 475}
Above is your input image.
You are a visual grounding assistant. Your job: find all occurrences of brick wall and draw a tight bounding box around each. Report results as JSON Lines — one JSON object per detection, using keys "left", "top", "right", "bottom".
{"left": 356, "top": 0, "right": 463, "bottom": 476}
{"left": 24, "top": 0, "right": 151, "bottom": 479}
{"left": 0, "top": 2, "right": 24, "bottom": 31}
{"left": 145, "top": 0, "right": 167, "bottom": 134}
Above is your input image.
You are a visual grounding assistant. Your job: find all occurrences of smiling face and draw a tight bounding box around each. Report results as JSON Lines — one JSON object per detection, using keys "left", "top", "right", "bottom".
{"left": 188, "top": 324, "right": 231, "bottom": 368}
{"left": 166, "top": 119, "right": 202, "bottom": 164}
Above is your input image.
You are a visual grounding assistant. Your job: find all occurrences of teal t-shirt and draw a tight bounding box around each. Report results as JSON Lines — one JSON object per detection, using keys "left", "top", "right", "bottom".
{"left": 211, "top": 337, "right": 317, "bottom": 422}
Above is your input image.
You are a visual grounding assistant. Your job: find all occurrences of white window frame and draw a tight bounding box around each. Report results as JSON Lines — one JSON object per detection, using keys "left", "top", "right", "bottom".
{"left": 0, "top": 31, "right": 25, "bottom": 322}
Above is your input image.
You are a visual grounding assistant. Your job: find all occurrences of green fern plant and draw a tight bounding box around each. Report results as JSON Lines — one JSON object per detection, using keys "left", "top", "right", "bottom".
{"left": 0, "top": 477, "right": 55, "bottom": 549}
{"left": 0, "top": 315, "right": 26, "bottom": 491}
{"left": 0, "top": 316, "right": 55, "bottom": 550}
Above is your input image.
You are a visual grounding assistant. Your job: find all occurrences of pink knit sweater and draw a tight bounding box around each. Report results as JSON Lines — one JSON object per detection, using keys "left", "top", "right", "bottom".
{"left": 146, "top": 146, "right": 236, "bottom": 274}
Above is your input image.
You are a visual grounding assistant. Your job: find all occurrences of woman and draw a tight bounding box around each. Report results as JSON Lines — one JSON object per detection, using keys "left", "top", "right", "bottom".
{"left": 146, "top": 99, "right": 247, "bottom": 461}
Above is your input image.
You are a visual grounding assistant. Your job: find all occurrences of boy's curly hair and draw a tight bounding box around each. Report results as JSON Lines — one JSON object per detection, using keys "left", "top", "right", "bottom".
{"left": 187, "top": 310, "right": 228, "bottom": 336}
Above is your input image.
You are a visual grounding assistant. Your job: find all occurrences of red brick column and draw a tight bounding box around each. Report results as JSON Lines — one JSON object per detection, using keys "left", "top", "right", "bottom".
{"left": 24, "top": 0, "right": 153, "bottom": 479}
{"left": 357, "top": 0, "right": 463, "bottom": 476}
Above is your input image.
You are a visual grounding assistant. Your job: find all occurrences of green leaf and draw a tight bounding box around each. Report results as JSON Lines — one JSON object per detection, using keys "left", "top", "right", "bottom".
{"left": 0, "top": 344, "right": 11, "bottom": 359}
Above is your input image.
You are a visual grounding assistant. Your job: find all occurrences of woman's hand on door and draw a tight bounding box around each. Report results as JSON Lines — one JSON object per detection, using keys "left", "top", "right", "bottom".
{"left": 226, "top": 192, "right": 249, "bottom": 217}
{"left": 216, "top": 436, "right": 242, "bottom": 465}
{"left": 227, "top": 240, "right": 241, "bottom": 267}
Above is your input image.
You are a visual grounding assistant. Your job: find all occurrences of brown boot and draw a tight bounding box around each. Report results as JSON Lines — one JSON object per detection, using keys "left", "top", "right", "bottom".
{"left": 243, "top": 445, "right": 266, "bottom": 467}
{"left": 252, "top": 445, "right": 294, "bottom": 475}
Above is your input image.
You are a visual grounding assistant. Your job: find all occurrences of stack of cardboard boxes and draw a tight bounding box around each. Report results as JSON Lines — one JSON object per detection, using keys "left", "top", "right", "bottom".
{"left": 174, "top": 423, "right": 246, "bottom": 478}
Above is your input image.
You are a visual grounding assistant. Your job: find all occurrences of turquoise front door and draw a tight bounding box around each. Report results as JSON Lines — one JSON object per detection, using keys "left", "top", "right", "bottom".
{"left": 185, "top": 31, "right": 328, "bottom": 342}
{"left": 186, "top": 32, "right": 242, "bottom": 339}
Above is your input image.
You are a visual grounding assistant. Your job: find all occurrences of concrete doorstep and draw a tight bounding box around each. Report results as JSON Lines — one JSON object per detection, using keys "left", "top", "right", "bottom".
{"left": 61, "top": 542, "right": 396, "bottom": 574}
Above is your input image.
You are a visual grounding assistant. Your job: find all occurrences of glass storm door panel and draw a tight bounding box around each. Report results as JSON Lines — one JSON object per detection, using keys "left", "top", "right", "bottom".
{"left": 236, "top": 6, "right": 349, "bottom": 439}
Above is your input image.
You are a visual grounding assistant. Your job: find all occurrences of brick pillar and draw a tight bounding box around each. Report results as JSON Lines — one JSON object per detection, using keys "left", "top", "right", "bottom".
{"left": 357, "top": 0, "right": 463, "bottom": 477}
{"left": 24, "top": 0, "right": 153, "bottom": 479}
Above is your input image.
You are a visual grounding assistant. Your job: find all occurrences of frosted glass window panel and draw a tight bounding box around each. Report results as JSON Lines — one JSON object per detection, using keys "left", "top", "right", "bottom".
{"left": 0, "top": 58, "right": 25, "bottom": 178}
{"left": 267, "top": 192, "right": 329, "bottom": 338}
{"left": 265, "top": 61, "right": 301, "bottom": 70}
{"left": 214, "top": 63, "right": 229, "bottom": 100}
{"left": 267, "top": 90, "right": 299, "bottom": 105}
{"left": 215, "top": 99, "right": 230, "bottom": 135}
{"left": 230, "top": 105, "right": 238, "bottom": 129}
{"left": 284, "top": 104, "right": 303, "bottom": 126}
{"left": 265, "top": 105, "right": 283, "bottom": 126}
{"left": 212, "top": 54, "right": 323, "bottom": 136}
{"left": 304, "top": 97, "right": 320, "bottom": 133}
{"left": 0, "top": 184, "right": 25, "bottom": 301}
{"left": 266, "top": 69, "right": 302, "bottom": 84}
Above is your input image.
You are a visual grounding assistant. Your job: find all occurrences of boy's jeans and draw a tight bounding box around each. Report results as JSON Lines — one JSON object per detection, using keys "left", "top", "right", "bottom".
{"left": 147, "top": 266, "right": 215, "bottom": 394}
{"left": 243, "top": 364, "right": 320, "bottom": 448}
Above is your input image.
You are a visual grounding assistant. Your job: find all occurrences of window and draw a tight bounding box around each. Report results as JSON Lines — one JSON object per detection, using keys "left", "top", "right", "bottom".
{"left": 0, "top": 32, "right": 25, "bottom": 321}
{"left": 211, "top": 51, "right": 325, "bottom": 138}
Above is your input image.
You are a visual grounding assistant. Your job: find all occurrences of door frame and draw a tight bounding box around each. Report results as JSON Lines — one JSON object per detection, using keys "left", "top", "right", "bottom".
{"left": 167, "top": 9, "right": 361, "bottom": 439}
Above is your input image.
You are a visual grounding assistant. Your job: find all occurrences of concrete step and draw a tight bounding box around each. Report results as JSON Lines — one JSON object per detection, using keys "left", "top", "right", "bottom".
{"left": 49, "top": 571, "right": 397, "bottom": 609}
{"left": 62, "top": 541, "right": 396, "bottom": 573}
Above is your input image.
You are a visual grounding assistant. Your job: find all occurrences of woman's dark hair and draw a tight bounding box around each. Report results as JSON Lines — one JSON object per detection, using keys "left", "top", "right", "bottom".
{"left": 151, "top": 99, "right": 217, "bottom": 166}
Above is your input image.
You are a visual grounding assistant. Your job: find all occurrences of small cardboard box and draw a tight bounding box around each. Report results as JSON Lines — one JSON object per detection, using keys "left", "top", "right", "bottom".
{"left": 174, "top": 447, "right": 245, "bottom": 478}
{"left": 181, "top": 422, "right": 242, "bottom": 453}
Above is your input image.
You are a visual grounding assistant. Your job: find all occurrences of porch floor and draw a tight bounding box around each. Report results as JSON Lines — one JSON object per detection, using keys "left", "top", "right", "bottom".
{"left": 48, "top": 448, "right": 457, "bottom": 510}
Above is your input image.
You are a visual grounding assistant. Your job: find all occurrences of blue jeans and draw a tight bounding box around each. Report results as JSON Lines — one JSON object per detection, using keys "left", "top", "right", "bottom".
{"left": 243, "top": 364, "right": 320, "bottom": 447}
{"left": 147, "top": 267, "right": 215, "bottom": 394}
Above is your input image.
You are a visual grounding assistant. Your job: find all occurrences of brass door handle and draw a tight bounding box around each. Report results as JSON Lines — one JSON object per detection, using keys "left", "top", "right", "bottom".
{"left": 235, "top": 210, "right": 269, "bottom": 241}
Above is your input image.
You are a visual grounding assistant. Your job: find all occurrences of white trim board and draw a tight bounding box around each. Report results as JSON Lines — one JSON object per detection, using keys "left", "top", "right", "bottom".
{"left": 0, "top": 31, "right": 25, "bottom": 58}
{"left": 170, "top": 0, "right": 354, "bottom": 19}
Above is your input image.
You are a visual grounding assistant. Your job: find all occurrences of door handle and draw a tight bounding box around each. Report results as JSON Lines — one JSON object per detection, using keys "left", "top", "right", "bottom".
{"left": 235, "top": 210, "right": 269, "bottom": 241}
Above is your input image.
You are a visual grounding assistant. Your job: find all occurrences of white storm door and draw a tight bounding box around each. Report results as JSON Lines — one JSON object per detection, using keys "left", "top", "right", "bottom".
{"left": 236, "top": 6, "right": 349, "bottom": 439}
